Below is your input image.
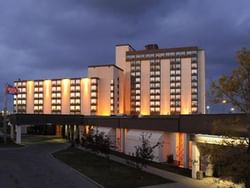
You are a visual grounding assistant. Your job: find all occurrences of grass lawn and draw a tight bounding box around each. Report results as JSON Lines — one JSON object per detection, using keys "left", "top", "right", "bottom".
{"left": 53, "top": 147, "right": 173, "bottom": 188}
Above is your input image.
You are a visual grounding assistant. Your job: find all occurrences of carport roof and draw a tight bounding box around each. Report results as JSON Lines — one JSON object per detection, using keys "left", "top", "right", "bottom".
{"left": 7, "top": 113, "right": 249, "bottom": 137}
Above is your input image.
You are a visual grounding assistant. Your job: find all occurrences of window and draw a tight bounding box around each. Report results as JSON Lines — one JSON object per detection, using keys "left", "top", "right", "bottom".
{"left": 176, "top": 76, "right": 181, "bottom": 81}
{"left": 91, "top": 92, "right": 96, "bottom": 97}
{"left": 91, "top": 79, "right": 97, "bottom": 84}
{"left": 91, "top": 99, "right": 97, "bottom": 104}
{"left": 91, "top": 85, "right": 97, "bottom": 90}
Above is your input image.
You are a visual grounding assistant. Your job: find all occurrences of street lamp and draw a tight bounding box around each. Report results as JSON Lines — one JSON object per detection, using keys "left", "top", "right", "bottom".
{"left": 206, "top": 105, "right": 210, "bottom": 114}
{"left": 230, "top": 107, "right": 235, "bottom": 113}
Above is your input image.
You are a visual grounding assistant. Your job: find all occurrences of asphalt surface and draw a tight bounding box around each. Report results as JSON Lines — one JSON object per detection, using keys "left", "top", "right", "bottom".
{"left": 0, "top": 137, "right": 99, "bottom": 188}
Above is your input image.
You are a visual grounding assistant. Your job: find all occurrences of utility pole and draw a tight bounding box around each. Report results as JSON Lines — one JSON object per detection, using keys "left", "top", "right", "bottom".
{"left": 3, "top": 83, "right": 7, "bottom": 144}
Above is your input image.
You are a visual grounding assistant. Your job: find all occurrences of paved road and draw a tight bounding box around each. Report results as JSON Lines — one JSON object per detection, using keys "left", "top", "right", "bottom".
{"left": 0, "top": 138, "right": 99, "bottom": 188}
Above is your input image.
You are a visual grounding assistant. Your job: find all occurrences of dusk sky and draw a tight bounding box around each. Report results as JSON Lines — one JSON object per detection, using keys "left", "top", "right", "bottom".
{"left": 1, "top": 0, "right": 250, "bottom": 111}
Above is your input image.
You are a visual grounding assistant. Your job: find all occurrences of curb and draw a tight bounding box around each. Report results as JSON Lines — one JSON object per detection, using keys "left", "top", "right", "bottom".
{"left": 49, "top": 145, "right": 104, "bottom": 188}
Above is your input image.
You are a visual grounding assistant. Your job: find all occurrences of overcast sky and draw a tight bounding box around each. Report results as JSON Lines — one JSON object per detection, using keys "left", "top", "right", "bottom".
{"left": 1, "top": 0, "right": 250, "bottom": 110}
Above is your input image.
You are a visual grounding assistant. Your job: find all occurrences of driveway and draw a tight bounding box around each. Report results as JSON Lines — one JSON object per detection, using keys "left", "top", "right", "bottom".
{"left": 0, "top": 136, "right": 99, "bottom": 188}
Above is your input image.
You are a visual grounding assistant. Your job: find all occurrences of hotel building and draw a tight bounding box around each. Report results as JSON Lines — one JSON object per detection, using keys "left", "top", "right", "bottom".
{"left": 14, "top": 44, "right": 205, "bottom": 116}
{"left": 13, "top": 44, "right": 206, "bottom": 177}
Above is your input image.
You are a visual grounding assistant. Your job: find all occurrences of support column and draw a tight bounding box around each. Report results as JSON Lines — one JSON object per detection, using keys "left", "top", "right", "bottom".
{"left": 16, "top": 126, "right": 21, "bottom": 144}
{"left": 65, "top": 125, "right": 68, "bottom": 138}
{"left": 183, "top": 133, "right": 190, "bottom": 168}
{"left": 70, "top": 125, "right": 74, "bottom": 141}
{"left": 192, "top": 141, "right": 200, "bottom": 179}
{"left": 10, "top": 123, "right": 15, "bottom": 140}
{"left": 120, "top": 128, "right": 125, "bottom": 153}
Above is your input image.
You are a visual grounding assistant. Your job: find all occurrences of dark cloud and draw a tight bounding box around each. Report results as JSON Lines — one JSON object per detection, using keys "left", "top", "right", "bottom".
{"left": 0, "top": 0, "right": 250, "bottom": 110}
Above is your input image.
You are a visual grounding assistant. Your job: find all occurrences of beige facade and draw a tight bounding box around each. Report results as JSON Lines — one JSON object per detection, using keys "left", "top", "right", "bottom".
{"left": 13, "top": 43, "right": 206, "bottom": 179}
{"left": 116, "top": 43, "right": 205, "bottom": 115}
{"left": 14, "top": 43, "right": 205, "bottom": 116}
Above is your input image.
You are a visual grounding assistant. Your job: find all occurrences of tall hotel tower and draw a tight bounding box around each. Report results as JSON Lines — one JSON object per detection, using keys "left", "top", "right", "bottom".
{"left": 14, "top": 44, "right": 205, "bottom": 116}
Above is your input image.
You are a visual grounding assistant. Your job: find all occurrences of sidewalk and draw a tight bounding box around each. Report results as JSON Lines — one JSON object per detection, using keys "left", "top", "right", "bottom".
{"left": 77, "top": 147, "right": 243, "bottom": 188}
{"left": 109, "top": 155, "right": 243, "bottom": 188}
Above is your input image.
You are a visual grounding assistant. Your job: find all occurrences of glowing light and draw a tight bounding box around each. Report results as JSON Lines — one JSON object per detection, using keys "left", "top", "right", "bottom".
{"left": 194, "top": 134, "right": 248, "bottom": 145}
{"left": 181, "top": 108, "right": 190, "bottom": 114}
{"left": 222, "top": 99, "right": 227, "bottom": 104}
{"left": 140, "top": 111, "right": 149, "bottom": 116}
{"left": 82, "top": 78, "right": 90, "bottom": 95}
{"left": 62, "top": 79, "right": 70, "bottom": 94}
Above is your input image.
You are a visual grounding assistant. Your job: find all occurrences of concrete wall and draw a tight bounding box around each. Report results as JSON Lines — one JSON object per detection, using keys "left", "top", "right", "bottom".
{"left": 181, "top": 58, "right": 192, "bottom": 114}
{"left": 81, "top": 78, "right": 91, "bottom": 115}
{"left": 160, "top": 59, "right": 170, "bottom": 115}
{"left": 43, "top": 80, "right": 52, "bottom": 114}
{"left": 26, "top": 81, "right": 34, "bottom": 113}
{"left": 140, "top": 60, "right": 150, "bottom": 115}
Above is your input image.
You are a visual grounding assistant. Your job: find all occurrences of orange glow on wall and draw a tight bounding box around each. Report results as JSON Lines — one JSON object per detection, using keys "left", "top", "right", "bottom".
{"left": 181, "top": 108, "right": 191, "bottom": 115}
{"left": 181, "top": 58, "right": 192, "bottom": 115}
{"left": 43, "top": 80, "right": 51, "bottom": 114}
{"left": 81, "top": 78, "right": 91, "bottom": 115}
{"left": 140, "top": 110, "right": 149, "bottom": 116}
{"left": 99, "top": 110, "right": 110, "bottom": 116}
{"left": 160, "top": 110, "right": 170, "bottom": 115}
{"left": 62, "top": 79, "right": 70, "bottom": 114}
{"left": 26, "top": 81, "right": 34, "bottom": 113}
{"left": 82, "top": 78, "right": 89, "bottom": 94}
{"left": 62, "top": 79, "right": 70, "bottom": 94}
{"left": 175, "top": 133, "right": 184, "bottom": 167}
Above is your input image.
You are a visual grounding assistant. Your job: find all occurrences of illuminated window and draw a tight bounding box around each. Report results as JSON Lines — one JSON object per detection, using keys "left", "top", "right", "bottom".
{"left": 91, "top": 79, "right": 97, "bottom": 84}
{"left": 176, "top": 76, "right": 181, "bottom": 81}
{"left": 176, "top": 95, "right": 181, "bottom": 99}
{"left": 91, "top": 99, "right": 97, "bottom": 104}
{"left": 91, "top": 85, "right": 97, "bottom": 90}
{"left": 192, "top": 69, "right": 197, "bottom": 74}
{"left": 135, "top": 72, "right": 140, "bottom": 76}
{"left": 75, "top": 93, "right": 80, "bottom": 97}
{"left": 91, "top": 92, "right": 96, "bottom": 97}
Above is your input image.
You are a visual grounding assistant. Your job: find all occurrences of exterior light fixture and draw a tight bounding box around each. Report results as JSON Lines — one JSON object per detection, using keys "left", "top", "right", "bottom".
{"left": 230, "top": 107, "right": 235, "bottom": 113}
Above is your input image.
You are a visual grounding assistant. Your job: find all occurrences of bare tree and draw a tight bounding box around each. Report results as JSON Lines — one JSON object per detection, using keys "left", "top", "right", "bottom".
{"left": 134, "top": 133, "right": 161, "bottom": 169}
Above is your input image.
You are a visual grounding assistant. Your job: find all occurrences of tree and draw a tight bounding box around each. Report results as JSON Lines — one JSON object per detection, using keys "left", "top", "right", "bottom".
{"left": 209, "top": 48, "right": 250, "bottom": 187}
{"left": 134, "top": 133, "right": 161, "bottom": 169}
{"left": 82, "top": 128, "right": 114, "bottom": 158}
